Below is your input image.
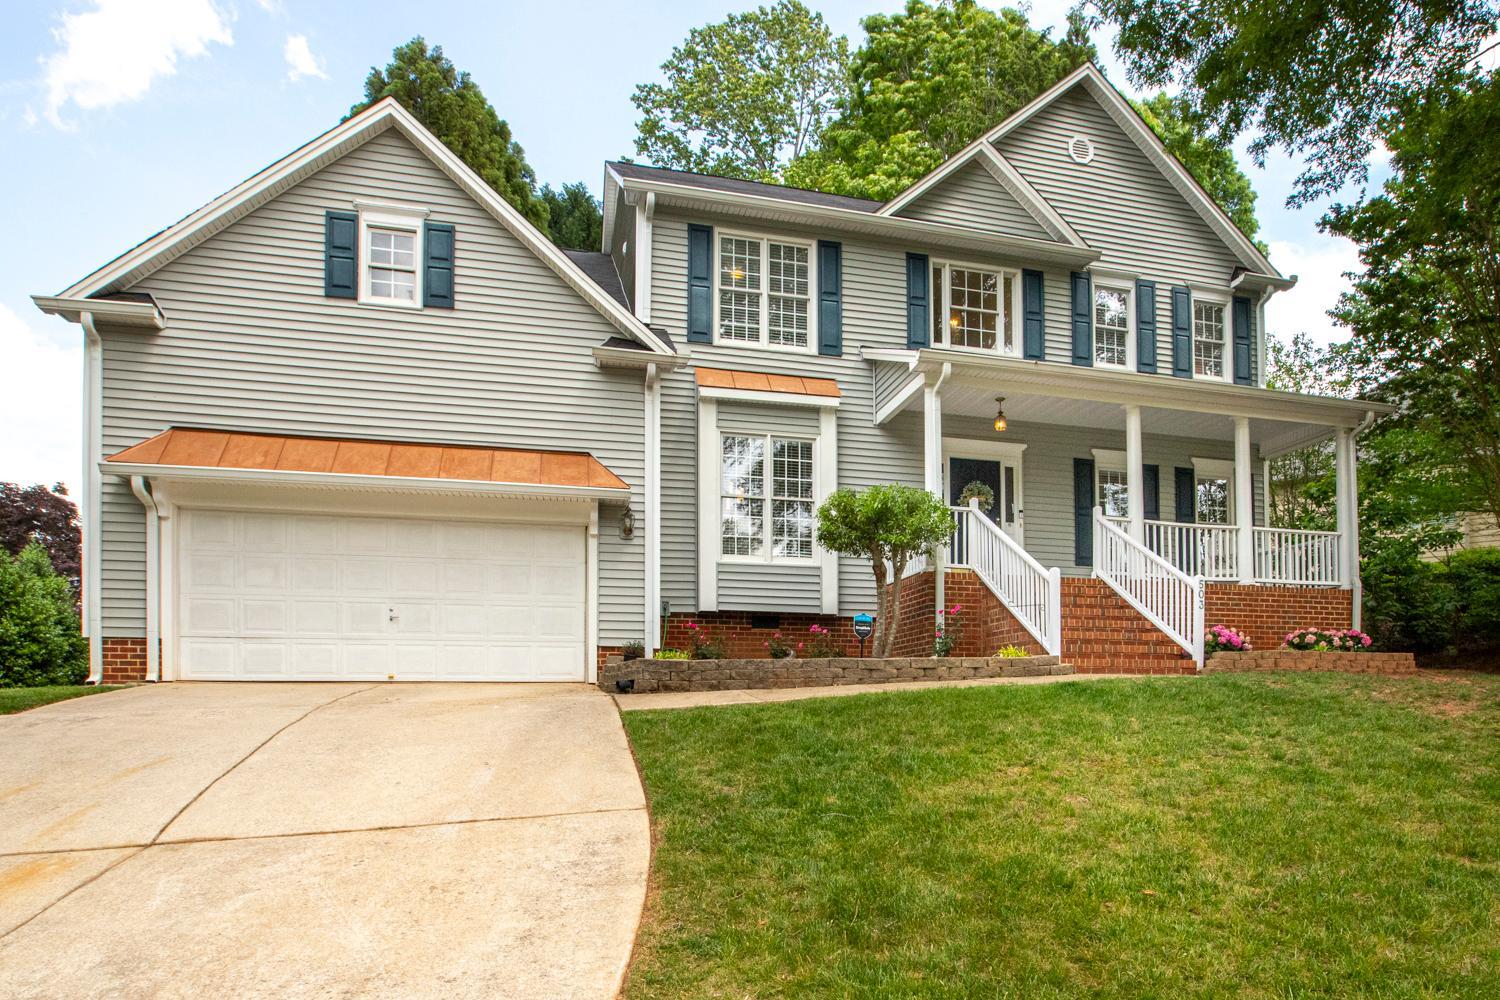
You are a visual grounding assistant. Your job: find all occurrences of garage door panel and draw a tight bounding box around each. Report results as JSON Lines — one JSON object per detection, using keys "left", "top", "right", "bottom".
{"left": 178, "top": 509, "right": 586, "bottom": 681}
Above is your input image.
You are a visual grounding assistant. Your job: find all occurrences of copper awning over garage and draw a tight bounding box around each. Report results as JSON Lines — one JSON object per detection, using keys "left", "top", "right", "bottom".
{"left": 105, "top": 428, "right": 631, "bottom": 499}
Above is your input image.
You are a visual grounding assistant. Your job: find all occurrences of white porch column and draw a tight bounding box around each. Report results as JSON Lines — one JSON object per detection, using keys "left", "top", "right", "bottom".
{"left": 1124, "top": 404, "right": 1144, "bottom": 540}
{"left": 1335, "top": 428, "right": 1359, "bottom": 592}
{"left": 923, "top": 364, "right": 951, "bottom": 631}
{"left": 1234, "top": 416, "right": 1255, "bottom": 584}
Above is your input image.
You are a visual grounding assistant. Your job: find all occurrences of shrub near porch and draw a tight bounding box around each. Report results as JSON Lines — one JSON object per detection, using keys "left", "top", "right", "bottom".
{"left": 621, "top": 673, "right": 1499, "bottom": 998}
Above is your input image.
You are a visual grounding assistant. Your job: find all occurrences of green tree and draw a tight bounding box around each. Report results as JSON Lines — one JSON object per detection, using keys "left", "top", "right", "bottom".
{"left": 815, "top": 484, "right": 954, "bottom": 657}
{"left": 540, "top": 182, "right": 603, "bottom": 252}
{"left": 1085, "top": 0, "right": 1500, "bottom": 204}
{"left": 1131, "top": 92, "right": 1262, "bottom": 246}
{"left": 0, "top": 543, "right": 87, "bottom": 687}
{"left": 351, "top": 37, "right": 549, "bottom": 230}
{"left": 632, "top": 1, "right": 850, "bottom": 180}
{"left": 1326, "top": 70, "right": 1500, "bottom": 532}
{"left": 1264, "top": 333, "right": 1345, "bottom": 529}
{"left": 785, "top": 1, "right": 1094, "bottom": 200}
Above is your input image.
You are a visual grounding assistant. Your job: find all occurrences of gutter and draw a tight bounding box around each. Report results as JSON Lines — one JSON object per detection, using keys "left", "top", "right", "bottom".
{"left": 644, "top": 363, "right": 662, "bottom": 656}
{"left": 127, "top": 476, "right": 160, "bottom": 683}
{"left": 81, "top": 313, "right": 104, "bottom": 684}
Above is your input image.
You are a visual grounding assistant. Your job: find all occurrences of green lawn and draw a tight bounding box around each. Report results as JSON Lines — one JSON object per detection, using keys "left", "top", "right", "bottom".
{"left": 622, "top": 672, "right": 1499, "bottom": 998}
{"left": 0, "top": 685, "right": 125, "bottom": 715}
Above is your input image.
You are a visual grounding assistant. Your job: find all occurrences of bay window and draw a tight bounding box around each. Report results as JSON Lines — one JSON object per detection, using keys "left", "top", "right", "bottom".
{"left": 720, "top": 434, "right": 815, "bottom": 561}
{"left": 716, "top": 233, "right": 812, "bottom": 350}
{"left": 930, "top": 261, "right": 1019, "bottom": 354}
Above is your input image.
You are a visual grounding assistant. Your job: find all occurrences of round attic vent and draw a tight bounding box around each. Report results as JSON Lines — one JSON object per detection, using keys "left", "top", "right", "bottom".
{"left": 1067, "top": 135, "right": 1096, "bottom": 164}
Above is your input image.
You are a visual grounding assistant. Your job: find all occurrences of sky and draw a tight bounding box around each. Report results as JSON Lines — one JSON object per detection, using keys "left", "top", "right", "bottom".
{"left": 0, "top": 0, "right": 1389, "bottom": 493}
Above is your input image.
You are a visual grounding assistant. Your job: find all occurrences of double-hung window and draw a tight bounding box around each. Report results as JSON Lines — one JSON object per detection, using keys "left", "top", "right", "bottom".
{"left": 1193, "top": 300, "right": 1228, "bottom": 379}
{"left": 716, "top": 233, "right": 812, "bottom": 350}
{"left": 1093, "top": 285, "right": 1131, "bottom": 368}
{"left": 720, "top": 434, "right": 815, "bottom": 561}
{"left": 930, "top": 261, "right": 1019, "bottom": 354}
{"left": 1192, "top": 457, "right": 1235, "bottom": 524}
{"left": 357, "top": 203, "right": 428, "bottom": 308}
{"left": 1096, "top": 467, "right": 1129, "bottom": 518}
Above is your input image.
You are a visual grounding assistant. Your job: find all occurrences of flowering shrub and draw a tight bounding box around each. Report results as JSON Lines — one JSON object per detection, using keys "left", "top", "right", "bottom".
{"left": 803, "top": 624, "right": 844, "bottom": 658}
{"left": 764, "top": 632, "right": 794, "bottom": 659}
{"left": 994, "top": 644, "right": 1029, "bottom": 658}
{"left": 1283, "top": 628, "right": 1375, "bottom": 652}
{"left": 933, "top": 603, "right": 964, "bottom": 657}
{"left": 682, "top": 620, "right": 727, "bottom": 659}
{"left": 1204, "top": 624, "right": 1252, "bottom": 654}
{"left": 654, "top": 649, "right": 690, "bottom": 660}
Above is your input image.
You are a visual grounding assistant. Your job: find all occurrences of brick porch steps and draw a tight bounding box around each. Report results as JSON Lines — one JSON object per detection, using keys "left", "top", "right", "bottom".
{"left": 1061, "top": 578, "right": 1196, "bottom": 676}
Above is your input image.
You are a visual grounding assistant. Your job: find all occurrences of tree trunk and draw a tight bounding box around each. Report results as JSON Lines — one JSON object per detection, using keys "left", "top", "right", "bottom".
{"left": 869, "top": 545, "right": 889, "bottom": 658}
{"left": 883, "top": 554, "right": 908, "bottom": 658}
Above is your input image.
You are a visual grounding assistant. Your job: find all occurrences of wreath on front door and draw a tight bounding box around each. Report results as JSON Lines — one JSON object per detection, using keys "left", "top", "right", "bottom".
{"left": 958, "top": 480, "right": 996, "bottom": 515}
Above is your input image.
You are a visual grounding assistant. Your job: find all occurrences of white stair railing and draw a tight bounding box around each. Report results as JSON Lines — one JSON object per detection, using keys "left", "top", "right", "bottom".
{"left": 1093, "top": 507, "right": 1205, "bottom": 667}
{"left": 950, "top": 502, "right": 1062, "bottom": 656}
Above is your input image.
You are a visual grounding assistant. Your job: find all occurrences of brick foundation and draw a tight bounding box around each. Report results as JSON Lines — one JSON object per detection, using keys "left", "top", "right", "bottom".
{"left": 1060, "top": 578, "right": 1196, "bottom": 675}
{"left": 1204, "top": 650, "right": 1416, "bottom": 675}
{"left": 1204, "top": 584, "right": 1354, "bottom": 652}
{"left": 100, "top": 637, "right": 149, "bottom": 683}
{"left": 661, "top": 610, "right": 862, "bottom": 658}
{"left": 600, "top": 654, "right": 1071, "bottom": 694}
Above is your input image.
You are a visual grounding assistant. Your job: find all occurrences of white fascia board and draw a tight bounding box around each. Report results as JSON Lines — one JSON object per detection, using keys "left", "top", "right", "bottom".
{"left": 861, "top": 347, "right": 920, "bottom": 366}
{"left": 874, "top": 372, "right": 926, "bottom": 425}
{"left": 593, "top": 344, "right": 687, "bottom": 369}
{"left": 1231, "top": 269, "right": 1298, "bottom": 294}
{"left": 615, "top": 176, "right": 1100, "bottom": 268}
{"left": 32, "top": 295, "right": 164, "bottom": 328}
{"left": 101, "top": 462, "right": 630, "bottom": 502}
{"left": 696, "top": 385, "right": 840, "bottom": 409}
{"left": 914, "top": 350, "right": 1393, "bottom": 427}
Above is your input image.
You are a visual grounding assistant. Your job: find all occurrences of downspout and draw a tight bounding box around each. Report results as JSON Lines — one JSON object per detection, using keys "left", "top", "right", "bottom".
{"left": 644, "top": 362, "right": 661, "bottom": 656}
{"left": 128, "top": 476, "right": 160, "bottom": 682}
{"left": 80, "top": 312, "right": 104, "bottom": 684}
{"left": 1349, "top": 409, "right": 1376, "bottom": 630}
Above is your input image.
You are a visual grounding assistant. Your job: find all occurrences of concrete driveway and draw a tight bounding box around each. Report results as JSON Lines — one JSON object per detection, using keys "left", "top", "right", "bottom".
{"left": 0, "top": 683, "right": 649, "bottom": 999}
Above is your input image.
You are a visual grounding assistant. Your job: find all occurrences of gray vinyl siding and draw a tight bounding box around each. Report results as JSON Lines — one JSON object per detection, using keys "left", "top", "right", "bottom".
{"left": 717, "top": 402, "right": 820, "bottom": 438}
{"left": 718, "top": 563, "right": 821, "bottom": 612}
{"left": 652, "top": 212, "right": 925, "bottom": 618}
{"left": 897, "top": 162, "right": 1052, "bottom": 241}
{"left": 872, "top": 360, "right": 917, "bottom": 416}
{"left": 994, "top": 86, "right": 1258, "bottom": 376}
{"left": 942, "top": 415, "right": 1268, "bottom": 575}
{"left": 98, "top": 128, "right": 647, "bottom": 642}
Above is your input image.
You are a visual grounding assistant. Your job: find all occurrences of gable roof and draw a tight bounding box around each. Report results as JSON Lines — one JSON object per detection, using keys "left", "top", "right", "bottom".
{"left": 42, "top": 99, "right": 676, "bottom": 356}
{"left": 882, "top": 63, "right": 1283, "bottom": 280}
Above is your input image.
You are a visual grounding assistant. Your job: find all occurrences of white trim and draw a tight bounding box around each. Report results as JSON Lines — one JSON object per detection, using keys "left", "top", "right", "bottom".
{"left": 81, "top": 313, "right": 103, "bottom": 684}
{"left": 696, "top": 397, "right": 719, "bottom": 611}
{"left": 1091, "top": 448, "right": 1126, "bottom": 470}
{"left": 941, "top": 439, "right": 1028, "bottom": 546}
{"left": 874, "top": 372, "right": 925, "bottom": 426}
{"left": 587, "top": 504, "right": 600, "bottom": 683}
{"left": 156, "top": 491, "right": 178, "bottom": 681}
{"left": 1191, "top": 457, "right": 1236, "bottom": 480}
{"left": 928, "top": 258, "right": 1024, "bottom": 358}
{"left": 633, "top": 198, "right": 653, "bottom": 322}
{"left": 818, "top": 407, "right": 839, "bottom": 614}
{"left": 1090, "top": 280, "right": 1136, "bottom": 371}
{"left": 48, "top": 99, "right": 675, "bottom": 357}
{"left": 128, "top": 476, "right": 161, "bottom": 682}
{"left": 1233, "top": 417, "right": 1255, "bottom": 583}
{"left": 356, "top": 206, "right": 424, "bottom": 309}
{"left": 942, "top": 439, "right": 1028, "bottom": 462}
{"left": 1189, "top": 293, "right": 1232, "bottom": 383}
{"left": 1124, "top": 404, "right": 1144, "bottom": 539}
{"left": 711, "top": 228, "right": 818, "bottom": 354}
{"left": 351, "top": 198, "right": 430, "bottom": 219}
{"left": 32, "top": 296, "right": 164, "bottom": 328}
{"left": 715, "top": 431, "right": 819, "bottom": 567}
{"left": 644, "top": 363, "right": 662, "bottom": 655}
{"left": 102, "top": 462, "right": 628, "bottom": 501}
{"left": 696, "top": 384, "right": 839, "bottom": 409}
{"left": 861, "top": 347, "right": 920, "bottom": 366}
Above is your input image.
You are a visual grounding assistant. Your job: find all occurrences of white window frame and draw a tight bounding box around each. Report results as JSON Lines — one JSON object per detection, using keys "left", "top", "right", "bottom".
{"left": 929, "top": 259, "right": 1023, "bottom": 357}
{"left": 718, "top": 431, "right": 818, "bottom": 565}
{"left": 712, "top": 230, "right": 817, "bottom": 354}
{"left": 1092, "top": 282, "right": 1134, "bottom": 370}
{"left": 1191, "top": 456, "right": 1236, "bottom": 524}
{"left": 1191, "top": 294, "right": 1231, "bottom": 382}
{"left": 356, "top": 201, "right": 430, "bottom": 309}
{"left": 1090, "top": 447, "right": 1129, "bottom": 518}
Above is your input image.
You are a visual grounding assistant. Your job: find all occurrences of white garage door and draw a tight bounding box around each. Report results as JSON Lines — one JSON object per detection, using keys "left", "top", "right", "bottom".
{"left": 177, "top": 509, "right": 587, "bottom": 681}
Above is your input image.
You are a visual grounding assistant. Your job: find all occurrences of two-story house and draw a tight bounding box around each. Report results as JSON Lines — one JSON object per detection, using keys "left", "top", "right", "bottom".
{"left": 37, "top": 64, "right": 1388, "bottom": 684}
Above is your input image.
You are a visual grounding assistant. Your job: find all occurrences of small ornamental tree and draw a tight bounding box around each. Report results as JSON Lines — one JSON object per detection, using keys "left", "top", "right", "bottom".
{"left": 816, "top": 484, "right": 953, "bottom": 657}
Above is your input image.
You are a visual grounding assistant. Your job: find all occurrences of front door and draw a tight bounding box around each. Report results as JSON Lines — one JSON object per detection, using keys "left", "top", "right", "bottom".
{"left": 948, "top": 456, "right": 1024, "bottom": 546}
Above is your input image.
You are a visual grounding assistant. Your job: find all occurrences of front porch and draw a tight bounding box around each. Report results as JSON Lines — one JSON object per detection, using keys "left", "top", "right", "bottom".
{"left": 870, "top": 349, "right": 1388, "bottom": 667}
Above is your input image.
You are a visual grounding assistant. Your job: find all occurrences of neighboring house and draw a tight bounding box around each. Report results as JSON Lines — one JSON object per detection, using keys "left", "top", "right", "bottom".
{"left": 1422, "top": 513, "right": 1500, "bottom": 561}
{"left": 36, "top": 64, "right": 1391, "bottom": 684}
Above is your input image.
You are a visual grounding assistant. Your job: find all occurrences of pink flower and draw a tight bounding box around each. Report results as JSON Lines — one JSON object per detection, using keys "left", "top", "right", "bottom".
{"left": 1362, "top": 635, "right": 1372, "bottom": 647}
{"left": 797, "top": 642, "right": 804, "bottom": 650}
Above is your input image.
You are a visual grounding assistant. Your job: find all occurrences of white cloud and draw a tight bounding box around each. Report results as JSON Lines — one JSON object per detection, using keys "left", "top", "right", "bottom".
{"left": 283, "top": 34, "right": 326, "bottom": 82}
{"left": 1264, "top": 236, "right": 1364, "bottom": 348}
{"left": 256, "top": 0, "right": 284, "bottom": 13}
{"left": 0, "top": 305, "right": 81, "bottom": 492}
{"left": 42, "top": 0, "right": 232, "bottom": 128}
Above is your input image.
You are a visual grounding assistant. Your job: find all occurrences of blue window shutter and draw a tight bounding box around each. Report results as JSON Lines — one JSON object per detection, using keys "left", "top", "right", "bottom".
{"left": 1073, "top": 457, "right": 1095, "bottom": 565}
{"left": 1174, "top": 466, "right": 1196, "bottom": 522}
{"left": 1232, "top": 295, "right": 1253, "bottom": 385}
{"left": 422, "top": 222, "right": 455, "bottom": 308}
{"left": 687, "top": 224, "right": 713, "bottom": 344}
{"left": 1022, "top": 268, "right": 1045, "bottom": 360}
{"left": 324, "top": 211, "right": 358, "bottom": 299}
{"left": 1171, "top": 285, "right": 1193, "bottom": 378}
{"left": 1135, "top": 279, "right": 1157, "bottom": 373}
{"left": 817, "top": 240, "right": 843, "bottom": 356}
{"left": 906, "top": 253, "right": 929, "bottom": 349}
{"left": 1070, "top": 271, "right": 1092, "bottom": 366}
{"left": 1142, "top": 464, "right": 1160, "bottom": 521}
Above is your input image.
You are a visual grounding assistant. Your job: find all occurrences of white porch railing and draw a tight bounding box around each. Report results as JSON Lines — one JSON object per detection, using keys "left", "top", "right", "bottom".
{"left": 1143, "top": 520, "right": 1240, "bottom": 581}
{"left": 1094, "top": 507, "right": 1205, "bottom": 666}
{"left": 950, "top": 502, "right": 1062, "bottom": 656}
{"left": 1253, "top": 526, "right": 1342, "bottom": 586}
